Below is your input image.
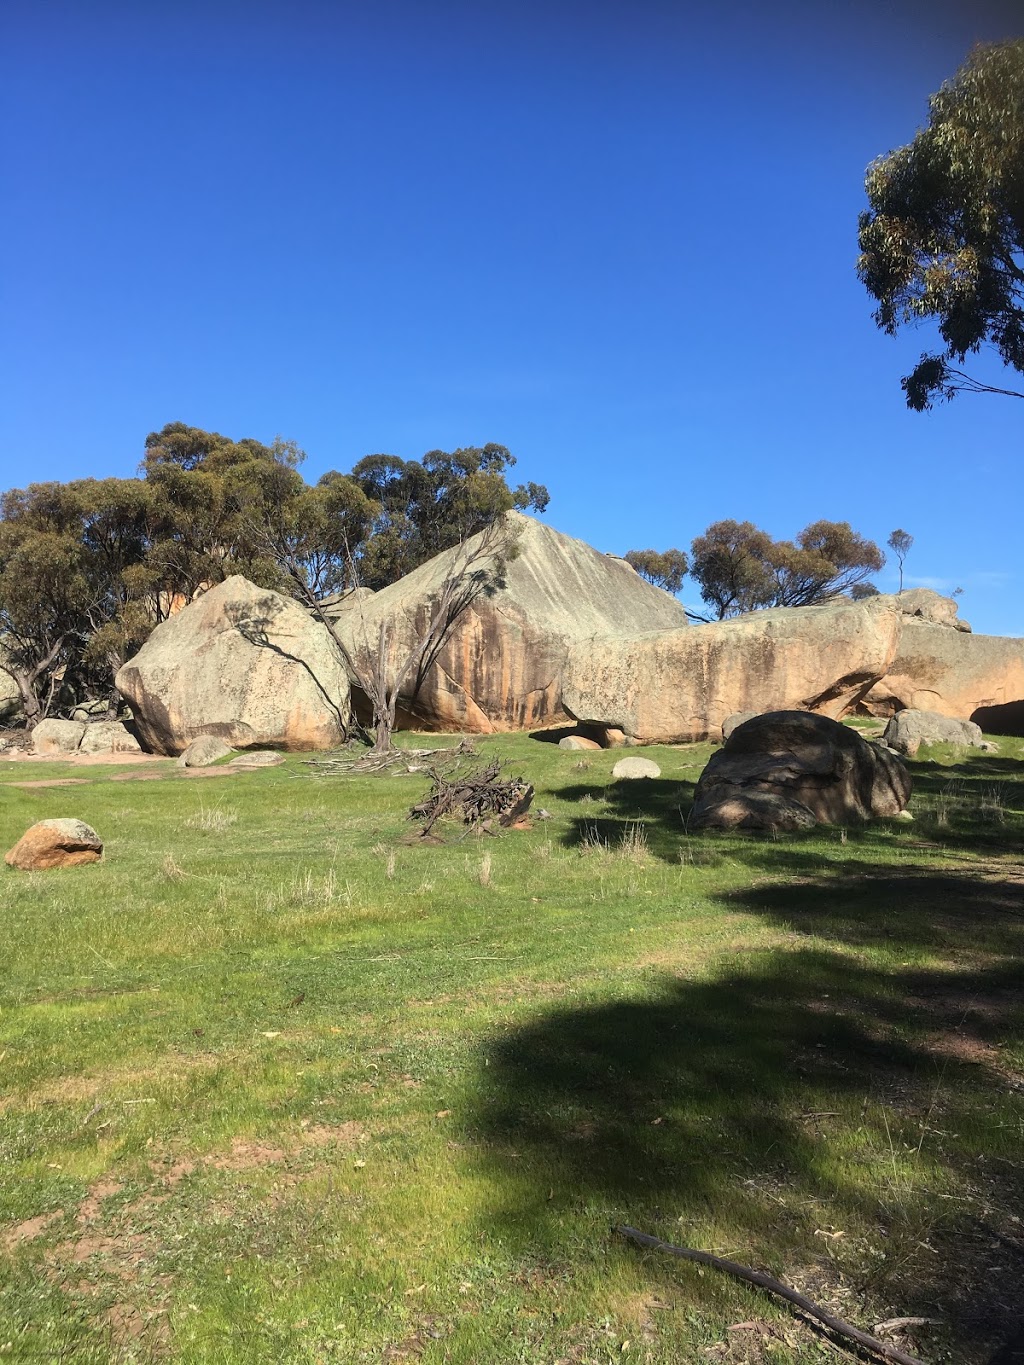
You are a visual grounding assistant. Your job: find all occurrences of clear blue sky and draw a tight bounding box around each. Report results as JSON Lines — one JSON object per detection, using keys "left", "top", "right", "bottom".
{"left": 2, "top": 0, "right": 1022, "bottom": 633}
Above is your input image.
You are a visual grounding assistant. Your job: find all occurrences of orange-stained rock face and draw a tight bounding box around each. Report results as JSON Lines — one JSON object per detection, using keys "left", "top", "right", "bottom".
{"left": 334, "top": 512, "right": 690, "bottom": 734}
{"left": 860, "top": 618, "right": 1024, "bottom": 733}
{"left": 5, "top": 818, "right": 103, "bottom": 871}
{"left": 561, "top": 598, "right": 904, "bottom": 744}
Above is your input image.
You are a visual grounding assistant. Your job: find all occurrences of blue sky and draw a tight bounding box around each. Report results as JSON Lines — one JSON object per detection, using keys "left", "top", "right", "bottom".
{"left": 2, "top": 0, "right": 1022, "bottom": 633}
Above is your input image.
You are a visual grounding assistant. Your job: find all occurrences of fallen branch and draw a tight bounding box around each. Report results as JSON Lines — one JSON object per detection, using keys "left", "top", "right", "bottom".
{"left": 613, "top": 1225, "right": 928, "bottom": 1365}
{"left": 307, "top": 738, "right": 476, "bottom": 777}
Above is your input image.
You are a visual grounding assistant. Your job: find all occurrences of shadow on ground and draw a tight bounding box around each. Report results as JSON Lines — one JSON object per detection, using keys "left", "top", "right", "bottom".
{"left": 469, "top": 856, "right": 1024, "bottom": 1363}
{"left": 551, "top": 752, "right": 1024, "bottom": 864}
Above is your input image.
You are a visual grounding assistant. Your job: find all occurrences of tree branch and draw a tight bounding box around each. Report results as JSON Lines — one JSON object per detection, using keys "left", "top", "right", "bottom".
{"left": 614, "top": 1225, "right": 927, "bottom": 1365}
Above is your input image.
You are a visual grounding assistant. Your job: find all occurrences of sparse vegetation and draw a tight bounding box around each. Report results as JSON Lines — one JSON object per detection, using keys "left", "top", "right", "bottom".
{"left": 0, "top": 732, "right": 1022, "bottom": 1363}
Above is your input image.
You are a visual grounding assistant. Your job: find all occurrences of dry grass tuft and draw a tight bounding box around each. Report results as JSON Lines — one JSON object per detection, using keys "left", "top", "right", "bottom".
{"left": 184, "top": 801, "right": 238, "bottom": 833}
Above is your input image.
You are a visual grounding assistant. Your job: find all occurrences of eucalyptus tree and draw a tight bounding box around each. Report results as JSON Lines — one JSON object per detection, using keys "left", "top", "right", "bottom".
{"left": 858, "top": 40, "right": 1024, "bottom": 408}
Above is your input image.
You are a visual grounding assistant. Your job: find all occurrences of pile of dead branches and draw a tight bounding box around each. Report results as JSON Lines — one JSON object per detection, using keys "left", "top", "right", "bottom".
{"left": 410, "top": 759, "right": 534, "bottom": 837}
{"left": 306, "top": 738, "right": 476, "bottom": 777}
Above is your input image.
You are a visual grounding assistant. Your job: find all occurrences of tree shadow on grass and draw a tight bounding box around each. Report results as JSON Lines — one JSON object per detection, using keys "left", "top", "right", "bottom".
{"left": 550, "top": 751, "right": 1024, "bottom": 865}
{"left": 469, "top": 866, "right": 1024, "bottom": 1363}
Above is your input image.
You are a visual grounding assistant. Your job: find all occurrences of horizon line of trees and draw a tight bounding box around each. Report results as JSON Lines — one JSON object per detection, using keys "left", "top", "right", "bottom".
{"left": 1, "top": 420, "right": 915, "bottom": 729}
{"left": 626, "top": 523, "right": 914, "bottom": 620}
{"left": 0, "top": 422, "right": 548, "bottom": 728}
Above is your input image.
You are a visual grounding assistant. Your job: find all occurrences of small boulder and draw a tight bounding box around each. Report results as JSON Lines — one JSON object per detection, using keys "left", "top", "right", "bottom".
{"left": 883, "top": 709, "right": 986, "bottom": 757}
{"left": 177, "top": 735, "right": 233, "bottom": 768}
{"left": 559, "top": 735, "right": 602, "bottom": 751}
{"left": 31, "top": 719, "right": 86, "bottom": 756}
{"left": 229, "top": 750, "right": 285, "bottom": 768}
{"left": 612, "top": 757, "right": 661, "bottom": 780}
{"left": 79, "top": 722, "right": 142, "bottom": 755}
{"left": 692, "top": 711, "right": 911, "bottom": 829}
{"left": 722, "top": 711, "right": 759, "bottom": 742}
{"left": 70, "top": 700, "right": 110, "bottom": 722}
{"left": 5, "top": 818, "right": 103, "bottom": 871}
{"left": 600, "top": 727, "right": 630, "bottom": 749}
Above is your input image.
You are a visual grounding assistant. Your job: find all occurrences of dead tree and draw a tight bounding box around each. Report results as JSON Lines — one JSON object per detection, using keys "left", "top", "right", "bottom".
{"left": 278, "top": 516, "right": 520, "bottom": 754}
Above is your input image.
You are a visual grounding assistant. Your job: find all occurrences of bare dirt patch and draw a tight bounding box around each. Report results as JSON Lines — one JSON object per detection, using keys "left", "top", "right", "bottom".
{"left": 1, "top": 1209, "right": 64, "bottom": 1252}
{"left": 9, "top": 777, "right": 91, "bottom": 788}
{"left": 149, "top": 1120, "right": 365, "bottom": 1183}
{"left": 77, "top": 1179, "right": 124, "bottom": 1225}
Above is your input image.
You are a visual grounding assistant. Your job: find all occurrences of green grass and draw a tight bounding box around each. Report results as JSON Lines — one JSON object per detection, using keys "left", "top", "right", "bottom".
{"left": 1, "top": 732, "right": 1023, "bottom": 1363}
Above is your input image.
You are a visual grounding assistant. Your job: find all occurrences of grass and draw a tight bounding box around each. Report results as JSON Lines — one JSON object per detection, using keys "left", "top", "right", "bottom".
{"left": 0, "top": 731, "right": 1022, "bottom": 1363}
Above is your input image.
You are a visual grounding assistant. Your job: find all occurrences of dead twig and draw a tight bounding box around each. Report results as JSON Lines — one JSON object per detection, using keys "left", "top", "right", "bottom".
{"left": 613, "top": 1225, "right": 928, "bottom": 1365}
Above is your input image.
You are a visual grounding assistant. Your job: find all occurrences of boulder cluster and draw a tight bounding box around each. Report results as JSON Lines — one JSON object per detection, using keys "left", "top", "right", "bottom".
{"left": 102, "top": 512, "right": 1023, "bottom": 754}
{"left": 7, "top": 512, "right": 1022, "bottom": 767}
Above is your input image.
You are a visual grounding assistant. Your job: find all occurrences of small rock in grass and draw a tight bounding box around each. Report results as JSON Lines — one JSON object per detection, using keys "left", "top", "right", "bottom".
{"left": 5, "top": 818, "right": 103, "bottom": 871}
{"left": 612, "top": 757, "right": 661, "bottom": 780}
{"left": 559, "top": 736, "right": 601, "bottom": 751}
{"left": 176, "top": 735, "right": 233, "bottom": 768}
{"left": 229, "top": 750, "right": 285, "bottom": 768}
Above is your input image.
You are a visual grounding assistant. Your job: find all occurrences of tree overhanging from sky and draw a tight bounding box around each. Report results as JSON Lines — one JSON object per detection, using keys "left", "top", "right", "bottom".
{"left": 858, "top": 39, "right": 1024, "bottom": 410}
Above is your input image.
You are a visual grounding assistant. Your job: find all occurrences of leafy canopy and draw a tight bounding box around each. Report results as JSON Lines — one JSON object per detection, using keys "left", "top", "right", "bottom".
{"left": 858, "top": 40, "right": 1024, "bottom": 408}
{"left": 623, "top": 549, "right": 688, "bottom": 594}
{"left": 689, "top": 519, "right": 884, "bottom": 620}
{"left": 0, "top": 423, "right": 547, "bottom": 724}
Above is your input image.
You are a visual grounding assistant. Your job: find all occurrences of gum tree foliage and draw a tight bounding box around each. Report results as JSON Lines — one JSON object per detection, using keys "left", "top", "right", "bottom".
{"left": 623, "top": 549, "right": 688, "bottom": 593}
{"left": 858, "top": 40, "right": 1024, "bottom": 409}
{"left": 0, "top": 423, "right": 547, "bottom": 727}
{"left": 689, "top": 520, "right": 884, "bottom": 620}
{"left": 349, "top": 445, "right": 548, "bottom": 589}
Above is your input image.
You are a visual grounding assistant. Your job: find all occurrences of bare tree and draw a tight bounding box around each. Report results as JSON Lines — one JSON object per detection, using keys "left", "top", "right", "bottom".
{"left": 272, "top": 514, "right": 520, "bottom": 754}
{"left": 887, "top": 528, "right": 914, "bottom": 594}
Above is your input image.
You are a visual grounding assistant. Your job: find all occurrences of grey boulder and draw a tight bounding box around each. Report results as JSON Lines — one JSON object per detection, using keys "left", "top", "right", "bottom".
{"left": 692, "top": 711, "right": 911, "bottom": 831}
{"left": 176, "top": 735, "right": 234, "bottom": 768}
{"left": 882, "top": 709, "right": 987, "bottom": 757}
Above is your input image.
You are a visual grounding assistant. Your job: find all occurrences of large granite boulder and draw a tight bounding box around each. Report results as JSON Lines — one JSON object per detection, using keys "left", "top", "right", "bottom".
{"left": 331, "top": 512, "right": 689, "bottom": 733}
{"left": 0, "top": 657, "right": 20, "bottom": 722}
{"left": 890, "top": 587, "right": 972, "bottom": 632}
{"left": 861, "top": 616, "right": 1024, "bottom": 734}
{"left": 562, "top": 597, "right": 902, "bottom": 744}
{"left": 883, "top": 709, "right": 987, "bottom": 757}
{"left": 691, "top": 712, "right": 911, "bottom": 831}
{"left": 116, "top": 577, "right": 351, "bottom": 755}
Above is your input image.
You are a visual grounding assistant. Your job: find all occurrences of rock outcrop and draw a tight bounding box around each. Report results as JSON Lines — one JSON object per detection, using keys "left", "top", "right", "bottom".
{"left": 331, "top": 512, "right": 689, "bottom": 733}
{"left": 30, "top": 719, "right": 87, "bottom": 755}
{"left": 0, "top": 658, "right": 20, "bottom": 722}
{"left": 691, "top": 712, "right": 911, "bottom": 831}
{"left": 5, "top": 818, "right": 104, "bottom": 870}
{"left": 882, "top": 709, "right": 987, "bottom": 757}
{"left": 116, "top": 577, "right": 351, "bottom": 755}
{"left": 562, "top": 597, "right": 903, "bottom": 745}
{"left": 78, "top": 722, "right": 142, "bottom": 755}
{"left": 861, "top": 614, "right": 1024, "bottom": 735}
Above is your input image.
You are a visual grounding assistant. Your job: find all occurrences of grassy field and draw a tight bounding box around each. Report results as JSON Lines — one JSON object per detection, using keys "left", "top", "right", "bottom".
{"left": 1, "top": 730, "right": 1022, "bottom": 1364}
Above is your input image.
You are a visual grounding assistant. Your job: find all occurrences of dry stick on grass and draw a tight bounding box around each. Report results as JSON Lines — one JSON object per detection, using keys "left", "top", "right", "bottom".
{"left": 613, "top": 1225, "right": 928, "bottom": 1365}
